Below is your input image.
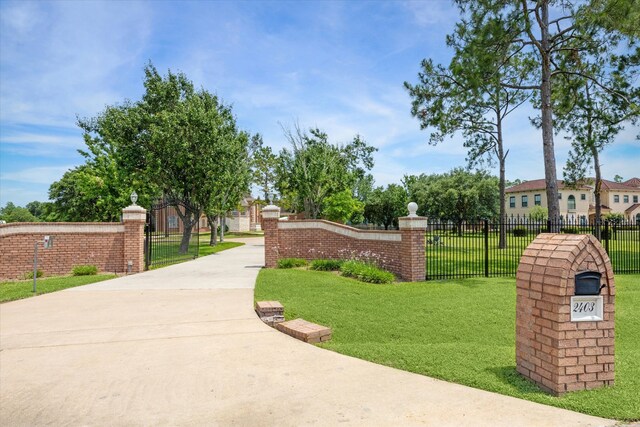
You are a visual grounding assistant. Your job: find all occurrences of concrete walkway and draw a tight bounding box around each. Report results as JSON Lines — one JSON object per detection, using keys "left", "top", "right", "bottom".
{"left": 0, "top": 238, "right": 614, "bottom": 426}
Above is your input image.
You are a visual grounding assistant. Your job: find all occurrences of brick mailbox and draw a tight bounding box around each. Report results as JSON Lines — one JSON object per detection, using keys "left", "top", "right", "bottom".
{"left": 516, "top": 233, "right": 615, "bottom": 395}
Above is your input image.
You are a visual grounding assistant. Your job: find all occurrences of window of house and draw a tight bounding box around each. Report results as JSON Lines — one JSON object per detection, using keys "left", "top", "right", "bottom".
{"left": 510, "top": 196, "right": 515, "bottom": 208}
{"left": 568, "top": 195, "right": 576, "bottom": 210}
{"left": 614, "top": 195, "right": 620, "bottom": 203}
{"left": 534, "top": 194, "right": 541, "bottom": 206}
{"left": 522, "top": 195, "right": 528, "bottom": 208}
{"left": 624, "top": 195, "right": 629, "bottom": 203}
{"left": 581, "top": 194, "right": 586, "bottom": 200}
{"left": 558, "top": 193, "right": 562, "bottom": 199}
{"left": 634, "top": 195, "right": 639, "bottom": 203}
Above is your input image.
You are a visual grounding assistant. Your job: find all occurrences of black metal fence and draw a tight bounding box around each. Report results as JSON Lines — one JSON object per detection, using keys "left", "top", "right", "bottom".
{"left": 145, "top": 201, "right": 199, "bottom": 270}
{"left": 425, "top": 217, "right": 640, "bottom": 280}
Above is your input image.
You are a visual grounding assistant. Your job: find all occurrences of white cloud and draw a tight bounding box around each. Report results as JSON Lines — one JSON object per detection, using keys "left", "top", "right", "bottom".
{"left": 0, "top": 165, "right": 72, "bottom": 185}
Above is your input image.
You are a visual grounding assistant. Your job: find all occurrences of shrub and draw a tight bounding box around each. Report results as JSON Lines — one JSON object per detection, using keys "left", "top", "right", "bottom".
{"left": 277, "top": 258, "right": 307, "bottom": 269}
{"left": 217, "top": 224, "right": 230, "bottom": 234}
{"left": 340, "top": 260, "right": 395, "bottom": 284}
{"left": 600, "top": 229, "right": 611, "bottom": 240}
{"left": 72, "top": 265, "right": 98, "bottom": 276}
{"left": 561, "top": 227, "right": 579, "bottom": 234}
{"left": 310, "top": 259, "right": 344, "bottom": 271}
{"left": 512, "top": 226, "right": 528, "bottom": 237}
{"left": 23, "top": 269, "right": 43, "bottom": 279}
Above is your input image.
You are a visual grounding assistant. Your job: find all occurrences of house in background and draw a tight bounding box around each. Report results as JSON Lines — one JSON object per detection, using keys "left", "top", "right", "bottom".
{"left": 505, "top": 178, "right": 640, "bottom": 223}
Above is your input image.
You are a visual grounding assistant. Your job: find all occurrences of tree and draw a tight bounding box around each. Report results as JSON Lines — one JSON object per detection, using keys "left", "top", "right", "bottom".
{"left": 364, "top": 184, "right": 409, "bottom": 230}
{"left": 0, "top": 202, "right": 39, "bottom": 223}
{"left": 404, "top": 168, "right": 499, "bottom": 234}
{"left": 277, "top": 124, "right": 376, "bottom": 219}
{"left": 251, "top": 134, "right": 278, "bottom": 202}
{"left": 613, "top": 174, "right": 624, "bottom": 183}
{"left": 453, "top": 0, "right": 638, "bottom": 222}
{"left": 78, "top": 63, "right": 250, "bottom": 252}
{"left": 322, "top": 189, "right": 365, "bottom": 224}
{"left": 405, "top": 6, "right": 529, "bottom": 248}
{"left": 529, "top": 205, "right": 548, "bottom": 221}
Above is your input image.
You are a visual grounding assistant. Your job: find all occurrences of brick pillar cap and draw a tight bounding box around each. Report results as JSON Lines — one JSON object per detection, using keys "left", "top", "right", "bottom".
{"left": 122, "top": 204, "right": 146, "bottom": 221}
{"left": 262, "top": 205, "right": 281, "bottom": 219}
{"left": 398, "top": 216, "right": 428, "bottom": 230}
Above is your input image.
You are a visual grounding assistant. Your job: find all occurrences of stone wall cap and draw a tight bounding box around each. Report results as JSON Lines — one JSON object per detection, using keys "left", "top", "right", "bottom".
{"left": 122, "top": 205, "right": 147, "bottom": 213}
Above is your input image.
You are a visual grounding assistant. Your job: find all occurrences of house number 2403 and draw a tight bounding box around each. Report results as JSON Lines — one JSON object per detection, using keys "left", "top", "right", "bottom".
{"left": 573, "top": 302, "right": 596, "bottom": 313}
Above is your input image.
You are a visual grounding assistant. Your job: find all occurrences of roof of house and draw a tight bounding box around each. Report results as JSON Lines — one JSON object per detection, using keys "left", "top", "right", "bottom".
{"left": 505, "top": 179, "right": 591, "bottom": 193}
{"left": 506, "top": 177, "right": 640, "bottom": 193}
{"left": 625, "top": 203, "right": 640, "bottom": 214}
{"left": 624, "top": 177, "right": 640, "bottom": 188}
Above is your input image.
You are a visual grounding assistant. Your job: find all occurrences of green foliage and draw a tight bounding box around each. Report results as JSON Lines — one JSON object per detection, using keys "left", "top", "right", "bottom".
{"left": 277, "top": 258, "right": 308, "bottom": 269}
{"left": 512, "top": 226, "right": 528, "bottom": 237}
{"left": 322, "top": 190, "right": 364, "bottom": 224}
{"left": 251, "top": 135, "right": 279, "bottom": 202}
{"left": 277, "top": 125, "right": 376, "bottom": 219}
{"left": 72, "top": 265, "right": 98, "bottom": 276}
{"left": 310, "top": 259, "right": 344, "bottom": 271}
{"left": 528, "top": 205, "right": 548, "bottom": 221}
{"left": 405, "top": 168, "right": 499, "bottom": 228}
{"left": 604, "top": 212, "right": 625, "bottom": 224}
{"left": 23, "top": 269, "right": 43, "bottom": 279}
{"left": 364, "top": 184, "right": 408, "bottom": 230}
{"left": 339, "top": 260, "right": 395, "bottom": 284}
{"left": 0, "top": 202, "right": 40, "bottom": 223}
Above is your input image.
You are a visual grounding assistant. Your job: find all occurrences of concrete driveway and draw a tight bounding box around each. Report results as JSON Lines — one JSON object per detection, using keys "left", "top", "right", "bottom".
{"left": 0, "top": 237, "right": 614, "bottom": 426}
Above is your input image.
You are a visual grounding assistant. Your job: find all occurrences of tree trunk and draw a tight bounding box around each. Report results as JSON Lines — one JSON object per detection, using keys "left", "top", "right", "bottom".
{"left": 497, "top": 114, "right": 507, "bottom": 249}
{"left": 539, "top": 1, "right": 560, "bottom": 226}
{"left": 206, "top": 214, "right": 217, "bottom": 246}
{"left": 592, "top": 145, "right": 602, "bottom": 240}
{"left": 174, "top": 204, "right": 198, "bottom": 255}
{"left": 220, "top": 216, "right": 226, "bottom": 242}
{"left": 179, "top": 223, "right": 193, "bottom": 255}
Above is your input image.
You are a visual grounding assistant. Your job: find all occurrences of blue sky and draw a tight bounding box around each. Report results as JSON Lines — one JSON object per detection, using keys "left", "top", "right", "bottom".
{"left": 1, "top": 0, "right": 638, "bottom": 207}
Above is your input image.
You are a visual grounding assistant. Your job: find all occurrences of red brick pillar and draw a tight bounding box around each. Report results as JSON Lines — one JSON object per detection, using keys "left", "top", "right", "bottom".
{"left": 516, "top": 233, "right": 615, "bottom": 395}
{"left": 398, "top": 202, "right": 427, "bottom": 282}
{"left": 122, "top": 204, "right": 146, "bottom": 274}
{"left": 262, "top": 205, "right": 280, "bottom": 268}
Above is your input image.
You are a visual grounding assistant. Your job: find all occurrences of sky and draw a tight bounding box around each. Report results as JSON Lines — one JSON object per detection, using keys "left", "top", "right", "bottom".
{"left": 1, "top": 0, "right": 638, "bottom": 207}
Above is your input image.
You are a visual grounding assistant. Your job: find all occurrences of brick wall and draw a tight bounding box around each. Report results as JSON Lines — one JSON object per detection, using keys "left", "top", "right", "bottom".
{"left": 263, "top": 205, "right": 428, "bottom": 281}
{"left": 516, "top": 233, "right": 615, "bottom": 395}
{"left": 0, "top": 205, "right": 147, "bottom": 280}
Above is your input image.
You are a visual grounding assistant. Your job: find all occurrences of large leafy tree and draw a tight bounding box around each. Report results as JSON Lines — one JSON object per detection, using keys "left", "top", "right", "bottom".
{"left": 76, "top": 63, "right": 250, "bottom": 252}
{"left": 251, "top": 134, "right": 278, "bottom": 202}
{"left": 364, "top": 184, "right": 409, "bottom": 230}
{"left": 404, "top": 168, "right": 499, "bottom": 234}
{"left": 277, "top": 125, "right": 376, "bottom": 219}
{"left": 0, "top": 202, "right": 39, "bottom": 223}
{"left": 405, "top": 8, "right": 528, "bottom": 248}
{"left": 451, "top": 0, "right": 638, "bottom": 222}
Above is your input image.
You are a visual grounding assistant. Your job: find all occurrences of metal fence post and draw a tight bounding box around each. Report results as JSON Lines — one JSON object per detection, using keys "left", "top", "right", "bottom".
{"left": 484, "top": 219, "right": 489, "bottom": 278}
{"left": 603, "top": 220, "right": 610, "bottom": 254}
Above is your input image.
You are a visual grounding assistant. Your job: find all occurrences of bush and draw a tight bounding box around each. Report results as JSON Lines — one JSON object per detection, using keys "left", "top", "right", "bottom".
{"left": 72, "top": 265, "right": 98, "bottom": 276}
{"left": 217, "top": 224, "right": 230, "bottom": 234}
{"left": 23, "top": 269, "right": 43, "bottom": 279}
{"left": 512, "top": 226, "right": 528, "bottom": 237}
{"left": 561, "top": 227, "right": 579, "bottom": 234}
{"left": 600, "top": 229, "right": 611, "bottom": 240}
{"left": 340, "top": 260, "right": 395, "bottom": 284}
{"left": 310, "top": 259, "right": 344, "bottom": 271}
{"left": 277, "top": 258, "right": 307, "bottom": 269}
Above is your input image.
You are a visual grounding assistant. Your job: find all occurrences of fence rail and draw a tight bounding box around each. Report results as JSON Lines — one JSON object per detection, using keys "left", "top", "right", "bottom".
{"left": 425, "top": 217, "right": 639, "bottom": 280}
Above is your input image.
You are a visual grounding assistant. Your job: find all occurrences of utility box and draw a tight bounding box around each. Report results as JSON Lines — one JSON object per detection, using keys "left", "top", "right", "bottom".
{"left": 516, "top": 234, "right": 615, "bottom": 395}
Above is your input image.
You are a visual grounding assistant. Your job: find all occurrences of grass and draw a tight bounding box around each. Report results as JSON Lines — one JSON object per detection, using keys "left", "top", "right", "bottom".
{"left": 1, "top": 274, "right": 117, "bottom": 303}
{"left": 148, "top": 232, "right": 246, "bottom": 269}
{"left": 426, "top": 229, "right": 639, "bottom": 278}
{"left": 255, "top": 269, "right": 640, "bottom": 421}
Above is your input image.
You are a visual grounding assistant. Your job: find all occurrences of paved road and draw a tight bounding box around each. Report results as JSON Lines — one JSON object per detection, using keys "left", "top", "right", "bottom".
{"left": 0, "top": 237, "right": 614, "bottom": 426}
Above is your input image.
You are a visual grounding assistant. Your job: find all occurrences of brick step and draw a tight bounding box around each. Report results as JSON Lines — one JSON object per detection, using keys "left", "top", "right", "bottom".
{"left": 276, "top": 319, "right": 332, "bottom": 344}
{"left": 255, "top": 301, "right": 285, "bottom": 327}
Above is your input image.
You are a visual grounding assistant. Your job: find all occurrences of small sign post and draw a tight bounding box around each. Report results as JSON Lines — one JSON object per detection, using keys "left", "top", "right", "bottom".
{"left": 33, "top": 236, "right": 53, "bottom": 293}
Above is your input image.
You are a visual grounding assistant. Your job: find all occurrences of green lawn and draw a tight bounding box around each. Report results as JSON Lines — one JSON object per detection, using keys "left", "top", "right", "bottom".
{"left": 426, "top": 229, "right": 639, "bottom": 278}
{"left": 148, "top": 233, "right": 246, "bottom": 268}
{"left": 255, "top": 269, "right": 640, "bottom": 421}
{"left": 0, "top": 274, "right": 117, "bottom": 303}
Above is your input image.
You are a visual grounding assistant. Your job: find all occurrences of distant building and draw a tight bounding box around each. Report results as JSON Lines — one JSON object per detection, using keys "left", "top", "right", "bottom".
{"left": 505, "top": 178, "right": 640, "bottom": 223}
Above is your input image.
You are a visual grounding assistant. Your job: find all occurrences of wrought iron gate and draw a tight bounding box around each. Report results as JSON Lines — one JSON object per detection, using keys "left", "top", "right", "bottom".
{"left": 145, "top": 200, "right": 199, "bottom": 270}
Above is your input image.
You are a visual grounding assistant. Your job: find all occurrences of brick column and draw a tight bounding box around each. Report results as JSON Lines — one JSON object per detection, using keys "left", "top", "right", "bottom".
{"left": 262, "top": 204, "right": 281, "bottom": 268}
{"left": 398, "top": 202, "right": 427, "bottom": 282}
{"left": 122, "top": 204, "right": 146, "bottom": 274}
